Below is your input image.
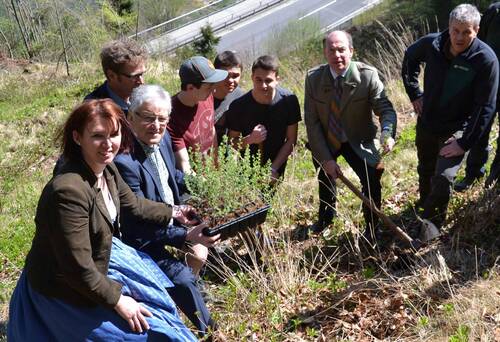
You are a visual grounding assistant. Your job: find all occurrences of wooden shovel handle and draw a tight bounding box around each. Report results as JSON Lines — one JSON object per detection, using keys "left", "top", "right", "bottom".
{"left": 337, "top": 174, "right": 415, "bottom": 245}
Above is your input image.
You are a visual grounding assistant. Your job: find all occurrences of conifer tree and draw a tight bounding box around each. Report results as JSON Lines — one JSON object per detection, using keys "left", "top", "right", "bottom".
{"left": 193, "top": 24, "right": 220, "bottom": 59}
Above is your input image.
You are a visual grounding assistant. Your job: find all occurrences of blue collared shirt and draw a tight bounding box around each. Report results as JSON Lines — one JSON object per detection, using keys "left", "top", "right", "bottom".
{"left": 105, "top": 83, "right": 129, "bottom": 113}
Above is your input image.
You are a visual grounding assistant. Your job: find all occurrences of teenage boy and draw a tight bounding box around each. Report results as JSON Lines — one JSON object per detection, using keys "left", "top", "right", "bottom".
{"left": 213, "top": 50, "right": 245, "bottom": 144}
{"left": 166, "top": 56, "right": 228, "bottom": 173}
{"left": 226, "top": 55, "right": 301, "bottom": 180}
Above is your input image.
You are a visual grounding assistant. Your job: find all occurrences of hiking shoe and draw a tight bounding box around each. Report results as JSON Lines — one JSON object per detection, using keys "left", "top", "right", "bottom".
{"left": 454, "top": 176, "right": 480, "bottom": 192}
{"left": 309, "top": 221, "right": 326, "bottom": 234}
{"left": 310, "top": 219, "right": 334, "bottom": 234}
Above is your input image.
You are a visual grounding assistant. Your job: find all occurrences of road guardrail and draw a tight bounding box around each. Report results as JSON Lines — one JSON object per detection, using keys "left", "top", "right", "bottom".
{"left": 145, "top": 0, "right": 285, "bottom": 54}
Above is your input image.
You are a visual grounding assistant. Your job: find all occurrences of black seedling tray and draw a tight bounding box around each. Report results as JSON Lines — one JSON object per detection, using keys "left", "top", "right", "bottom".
{"left": 203, "top": 204, "right": 271, "bottom": 240}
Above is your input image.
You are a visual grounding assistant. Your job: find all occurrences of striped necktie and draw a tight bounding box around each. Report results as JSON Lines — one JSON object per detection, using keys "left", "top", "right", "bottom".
{"left": 327, "top": 76, "right": 346, "bottom": 149}
{"left": 143, "top": 144, "right": 175, "bottom": 206}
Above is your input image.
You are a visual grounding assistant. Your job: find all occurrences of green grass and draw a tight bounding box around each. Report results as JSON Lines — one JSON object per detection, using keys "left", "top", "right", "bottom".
{"left": 0, "top": 64, "right": 103, "bottom": 310}
{"left": 2, "top": 4, "right": 500, "bottom": 339}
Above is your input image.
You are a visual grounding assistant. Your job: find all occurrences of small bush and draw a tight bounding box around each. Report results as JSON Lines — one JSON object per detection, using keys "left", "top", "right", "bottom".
{"left": 185, "top": 138, "right": 273, "bottom": 220}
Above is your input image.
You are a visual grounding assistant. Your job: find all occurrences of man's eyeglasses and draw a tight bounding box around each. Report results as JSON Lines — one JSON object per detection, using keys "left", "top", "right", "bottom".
{"left": 119, "top": 71, "right": 145, "bottom": 80}
{"left": 135, "top": 111, "right": 169, "bottom": 125}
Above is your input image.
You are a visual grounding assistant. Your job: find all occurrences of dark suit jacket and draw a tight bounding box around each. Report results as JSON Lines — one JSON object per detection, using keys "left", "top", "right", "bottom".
{"left": 85, "top": 81, "right": 129, "bottom": 114}
{"left": 85, "top": 81, "right": 111, "bottom": 101}
{"left": 25, "top": 159, "right": 172, "bottom": 309}
{"left": 114, "top": 134, "right": 187, "bottom": 257}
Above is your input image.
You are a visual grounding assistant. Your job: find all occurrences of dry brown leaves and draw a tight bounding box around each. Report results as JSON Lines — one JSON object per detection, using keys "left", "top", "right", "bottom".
{"left": 317, "top": 281, "right": 416, "bottom": 340}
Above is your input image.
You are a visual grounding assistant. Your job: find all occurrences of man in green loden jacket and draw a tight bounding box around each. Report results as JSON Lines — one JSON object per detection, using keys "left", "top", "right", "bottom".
{"left": 304, "top": 30, "right": 397, "bottom": 243}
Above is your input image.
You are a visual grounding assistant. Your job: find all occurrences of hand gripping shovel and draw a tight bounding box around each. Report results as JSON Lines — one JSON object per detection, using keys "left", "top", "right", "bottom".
{"left": 337, "top": 174, "right": 423, "bottom": 251}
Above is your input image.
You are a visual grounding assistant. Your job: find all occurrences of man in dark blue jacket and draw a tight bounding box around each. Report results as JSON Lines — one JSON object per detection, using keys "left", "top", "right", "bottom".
{"left": 455, "top": 2, "right": 500, "bottom": 190}
{"left": 85, "top": 39, "right": 147, "bottom": 113}
{"left": 402, "top": 3, "right": 499, "bottom": 239}
{"left": 54, "top": 40, "right": 148, "bottom": 174}
{"left": 114, "top": 85, "right": 220, "bottom": 337}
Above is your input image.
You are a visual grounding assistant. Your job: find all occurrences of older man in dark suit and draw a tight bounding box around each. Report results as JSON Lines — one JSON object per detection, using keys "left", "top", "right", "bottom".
{"left": 304, "top": 30, "right": 397, "bottom": 243}
{"left": 114, "top": 84, "right": 219, "bottom": 337}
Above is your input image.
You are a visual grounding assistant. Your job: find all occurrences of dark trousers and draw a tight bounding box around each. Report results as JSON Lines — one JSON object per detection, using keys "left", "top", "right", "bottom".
{"left": 155, "top": 253, "right": 213, "bottom": 336}
{"left": 313, "top": 142, "right": 383, "bottom": 228}
{"left": 464, "top": 111, "right": 498, "bottom": 179}
{"left": 416, "top": 122, "right": 465, "bottom": 227}
{"left": 487, "top": 131, "right": 500, "bottom": 185}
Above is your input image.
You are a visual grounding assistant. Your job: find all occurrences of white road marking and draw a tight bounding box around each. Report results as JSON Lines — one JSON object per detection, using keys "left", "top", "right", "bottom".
{"left": 217, "top": 0, "right": 299, "bottom": 38}
{"left": 298, "top": 0, "right": 337, "bottom": 20}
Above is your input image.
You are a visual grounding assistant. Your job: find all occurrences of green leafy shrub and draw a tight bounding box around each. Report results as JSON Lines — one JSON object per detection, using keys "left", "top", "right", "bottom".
{"left": 185, "top": 139, "right": 272, "bottom": 221}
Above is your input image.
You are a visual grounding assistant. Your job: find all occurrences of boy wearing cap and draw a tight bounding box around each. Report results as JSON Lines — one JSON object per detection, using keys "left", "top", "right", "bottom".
{"left": 167, "top": 56, "right": 228, "bottom": 173}
{"left": 226, "top": 55, "right": 301, "bottom": 181}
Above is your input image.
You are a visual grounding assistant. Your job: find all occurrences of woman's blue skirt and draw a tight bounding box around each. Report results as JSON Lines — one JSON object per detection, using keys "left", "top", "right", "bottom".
{"left": 7, "top": 237, "right": 197, "bottom": 341}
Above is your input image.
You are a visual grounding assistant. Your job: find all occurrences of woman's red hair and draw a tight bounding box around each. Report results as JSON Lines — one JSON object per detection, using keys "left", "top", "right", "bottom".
{"left": 59, "top": 99, "right": 132, "bottom": 161}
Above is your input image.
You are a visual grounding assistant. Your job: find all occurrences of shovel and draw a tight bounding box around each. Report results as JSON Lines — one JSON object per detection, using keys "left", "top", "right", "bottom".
{"left": 337, "top": 174, "right": 423, "bottom": 251}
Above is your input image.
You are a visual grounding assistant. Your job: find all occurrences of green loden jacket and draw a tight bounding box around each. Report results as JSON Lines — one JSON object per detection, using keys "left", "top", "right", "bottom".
{"left": 25, "top": 158, "right": 173, "bottom": 309}
{"left": 304, "top": 61, "right": 397, "bottom": 167}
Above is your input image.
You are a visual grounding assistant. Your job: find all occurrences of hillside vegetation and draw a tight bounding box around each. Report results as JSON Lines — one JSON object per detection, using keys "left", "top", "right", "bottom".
{"left": 1, "top": 0, "right": 499, "bottom": 341}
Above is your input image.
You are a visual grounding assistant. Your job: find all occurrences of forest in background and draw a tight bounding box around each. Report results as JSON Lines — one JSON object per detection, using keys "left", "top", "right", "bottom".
{"left": 0, "top": 0, "right": 242, "bottom": 62}
{"left": 0, "top": 0, "right": 495, "bottom": 64}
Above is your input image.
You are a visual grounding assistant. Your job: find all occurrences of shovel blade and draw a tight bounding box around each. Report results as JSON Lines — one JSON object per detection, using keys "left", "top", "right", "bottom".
{"left": 420, "top": 219, "right": 440, "bottom": 242}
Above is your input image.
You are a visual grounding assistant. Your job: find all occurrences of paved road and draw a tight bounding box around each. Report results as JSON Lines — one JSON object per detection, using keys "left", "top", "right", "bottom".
{"left": 146, "top": 0, "right": 283, "bottom": 54}
{"left": 216, "top": 0, "right": 382, "bottom": 61}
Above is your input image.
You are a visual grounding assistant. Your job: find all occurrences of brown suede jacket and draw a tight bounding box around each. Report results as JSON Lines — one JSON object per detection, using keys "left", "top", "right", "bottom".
{"left": 25, "top": 159, "right": 173, "bottom": 309}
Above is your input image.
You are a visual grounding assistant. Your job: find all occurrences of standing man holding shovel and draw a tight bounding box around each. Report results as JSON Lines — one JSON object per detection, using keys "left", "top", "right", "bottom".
{"left": 304, "top": 30, "right": 397, "bottom": 244}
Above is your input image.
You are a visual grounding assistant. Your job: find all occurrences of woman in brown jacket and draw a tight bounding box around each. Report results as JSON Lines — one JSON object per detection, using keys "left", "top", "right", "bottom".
{"left": 7, "top": 99, "right": 201, "bottom": 341}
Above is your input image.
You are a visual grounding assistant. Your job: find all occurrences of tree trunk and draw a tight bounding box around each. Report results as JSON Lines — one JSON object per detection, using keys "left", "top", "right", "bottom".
{"left": 0, "top": 26, "right": 14, "bottom": 58}
{"left": 53, "top": 0, "right": 70, "bottom": 76}
{"left": 10, "top": 0, "right": 32, "bottom": 58}
{"left": 18, "top": 0, "right": 39, "bottom": 45}
{"left": 135, "top": 0, "right": 140, "bottom": 39}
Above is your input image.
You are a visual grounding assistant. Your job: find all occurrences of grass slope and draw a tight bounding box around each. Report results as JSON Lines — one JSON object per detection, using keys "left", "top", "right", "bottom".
{"left": 0, "top": 20, "right": 499, "bottom": 342}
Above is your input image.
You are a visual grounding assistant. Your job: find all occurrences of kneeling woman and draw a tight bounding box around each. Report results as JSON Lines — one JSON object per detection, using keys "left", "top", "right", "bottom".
{"left": 8, "top": 99, "right": 197, "bottom": 341}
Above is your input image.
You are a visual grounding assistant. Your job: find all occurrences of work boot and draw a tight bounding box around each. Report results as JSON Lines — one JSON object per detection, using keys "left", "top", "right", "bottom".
{"left": 362, "top": 223, "right": 386, "bottom": 246}
{"left": 485, "top": 168, "right": 500, "bottom": 188}
{"left": 309, "top": 216, "right": 335, "bottom": 235}
{"left": 454, "top": 176, "right": 481, "bottom": 192}
{"left": 406, "top": 219, "right": 422, "bottom": 240}
{"left": 309, "top": 221, "right": 326, "bottom": 234}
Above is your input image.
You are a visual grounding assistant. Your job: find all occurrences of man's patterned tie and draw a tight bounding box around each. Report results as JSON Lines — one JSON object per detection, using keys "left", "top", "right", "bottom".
{"left": 327, "top": 76, "right": 345, "bottom": 149}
